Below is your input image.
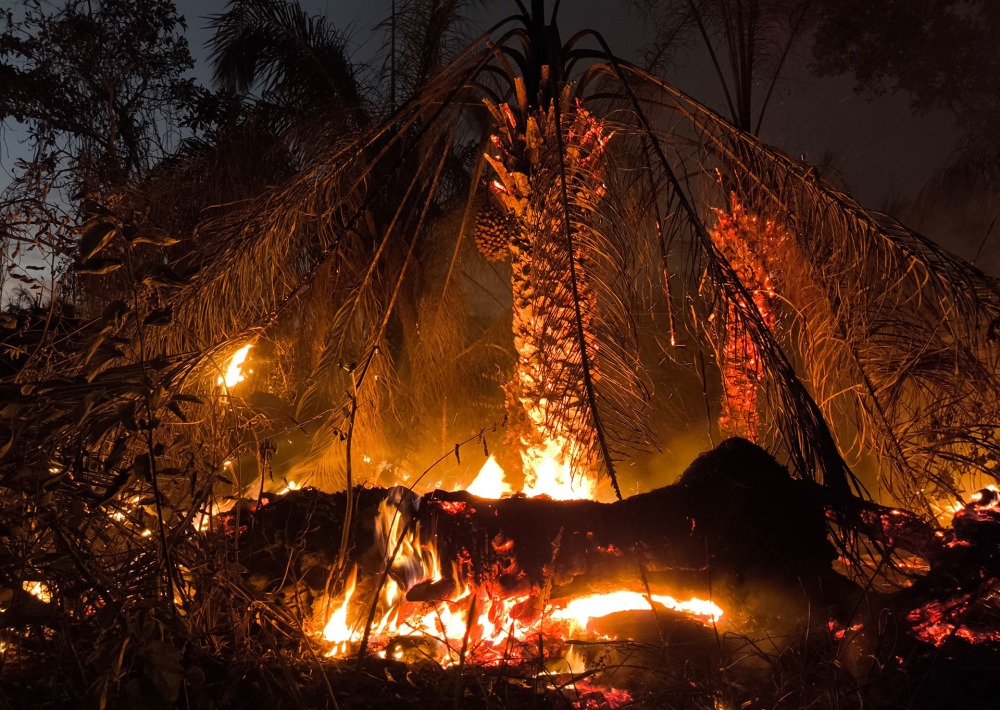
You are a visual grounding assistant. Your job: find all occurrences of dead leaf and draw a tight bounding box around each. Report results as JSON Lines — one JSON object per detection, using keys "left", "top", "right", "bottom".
{"left": 139, "top": 640, "right": 183, "bottom": 703}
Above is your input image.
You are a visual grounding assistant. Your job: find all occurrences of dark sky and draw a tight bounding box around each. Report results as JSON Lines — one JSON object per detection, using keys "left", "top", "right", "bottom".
{"left": 177, "top": 0, "right": 959, "bottom": 210}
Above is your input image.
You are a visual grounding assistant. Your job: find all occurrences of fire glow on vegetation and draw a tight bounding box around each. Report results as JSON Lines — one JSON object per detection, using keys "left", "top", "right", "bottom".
{"left": 217, "top": 343, "right": 252, "bottom": 389}
{"left": 22, "top": 581, "right": 51, "bottom": 603}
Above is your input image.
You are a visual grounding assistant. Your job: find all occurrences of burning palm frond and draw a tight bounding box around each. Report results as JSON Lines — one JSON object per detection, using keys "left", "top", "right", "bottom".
{"left": 483, "top": 84, "right": 651, "bottom": 496}
{"left": 612, "top": 70, "right": 1000, "bottom": 508}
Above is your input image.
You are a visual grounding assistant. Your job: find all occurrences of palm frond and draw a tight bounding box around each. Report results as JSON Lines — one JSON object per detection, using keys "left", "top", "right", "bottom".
{"left": 209, "top": 0, "right": 363, "bottom": 111}
{"left": 605, "top": 63, "right": 1000, "bottom": 505}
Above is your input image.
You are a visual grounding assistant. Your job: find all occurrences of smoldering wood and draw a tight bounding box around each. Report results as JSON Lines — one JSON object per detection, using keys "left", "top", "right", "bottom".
{"left": 233, "top": 438, "right": 997, "bottom": 644}
{"left": 236, "top": 443, "right": 824, "bottom": 610}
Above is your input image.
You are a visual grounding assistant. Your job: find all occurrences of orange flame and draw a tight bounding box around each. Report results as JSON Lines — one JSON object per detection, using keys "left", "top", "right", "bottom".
{"left": 467, "top": 456, "right": 512, "bottom": 498}
{"left": 322, "top": 565, "right": 359, "bottom": 655}
{"left": 468, "top": 439, "right": 598, "bottom": 501}
{"left": 551, "top": 590, "right": 723, "bottom": 629}
{"left": 22, "top": 581, "right": 51, "bottom": 603}
{"left": 318, "top": 491, "right": 725, "bottom": 667}
{"left": 317, "top": 425, "right": 722, "bottom": 667}
{"left": 521, "top": 438, "right": 597, "bottom": 501}
{"left": 217, "top": 343, "right": 252, "bottom": 389}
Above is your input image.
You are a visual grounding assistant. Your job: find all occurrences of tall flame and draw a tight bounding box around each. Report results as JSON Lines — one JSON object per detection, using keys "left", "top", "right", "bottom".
{"left": 468, "top": 439, "right": 598, "bottom": 501}
{"left": 322, "top": 565, "right": 359, "bottom": 655}
{"left": 467, "top": 456, "right": 512, "bottom": 498}
{"left": 521, "top": 438, "right": 597, "bottom": 500}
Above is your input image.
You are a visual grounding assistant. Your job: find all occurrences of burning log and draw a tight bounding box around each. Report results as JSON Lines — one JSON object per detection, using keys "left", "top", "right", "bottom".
{"left": 238, "top": 440, "right": 855, "bottom": 639}
{"left": 419, "top": 438, "right": 839, "bottom": 604}
{"left": 231, "top": 438, "right": 1000, "bottom": 676}
{"left": 229, "top": 439, "right": 1000, "bottom": 692}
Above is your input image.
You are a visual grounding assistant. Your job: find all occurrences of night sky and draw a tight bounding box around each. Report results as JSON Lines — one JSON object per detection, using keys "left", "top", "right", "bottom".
{"left": 174, "top": 0, "right": 961, "bottom": 209}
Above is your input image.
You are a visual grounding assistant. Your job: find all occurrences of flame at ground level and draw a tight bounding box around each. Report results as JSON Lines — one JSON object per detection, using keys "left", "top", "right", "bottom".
{"left": 468, "top": 439, "right": 598, "bottom": 501}
{"left": 314, "top": 451, "right": 723, "bottom": 668}
{"left": 318, "top": 564, "right": 724, "bottom": 668}
{"left": 552, "top": 590, "right": 723, "bottom": 627}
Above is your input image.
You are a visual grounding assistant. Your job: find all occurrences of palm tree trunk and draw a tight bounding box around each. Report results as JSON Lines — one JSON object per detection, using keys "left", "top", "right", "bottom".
{"left": 482, "top": 91, "right": 610, "bottom": 490}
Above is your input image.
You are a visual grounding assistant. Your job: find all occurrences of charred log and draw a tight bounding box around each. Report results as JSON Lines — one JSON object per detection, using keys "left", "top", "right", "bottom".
{"left": 237, "top": 439, "right": 859, "bottom": 625}
{"left": 232, "top": 438, "right": 1000, "bottom": 660}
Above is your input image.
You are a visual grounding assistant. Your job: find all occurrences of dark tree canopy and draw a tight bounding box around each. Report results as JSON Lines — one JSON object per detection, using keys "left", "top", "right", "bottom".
{"left": 811, "top": 0, "right": 1000, "bottom": 144}
{"left": 0, "top": 0, "right": 195, "bottom": 186}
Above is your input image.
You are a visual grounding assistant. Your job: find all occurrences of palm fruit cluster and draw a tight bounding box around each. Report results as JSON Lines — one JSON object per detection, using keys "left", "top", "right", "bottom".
{"left": 474, "top": 205, "right": 516, "bottom": 262}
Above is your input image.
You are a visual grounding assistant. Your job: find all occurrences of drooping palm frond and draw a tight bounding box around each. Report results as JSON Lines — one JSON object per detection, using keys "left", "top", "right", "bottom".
{"left": 600, "top": 63, "right": 1000, "bottom": 508}
{"left": 209, "top": 0, "right": 364, "bottom": 113}
{"left": 118, "top": 6, "right": 821, "bottom": 500}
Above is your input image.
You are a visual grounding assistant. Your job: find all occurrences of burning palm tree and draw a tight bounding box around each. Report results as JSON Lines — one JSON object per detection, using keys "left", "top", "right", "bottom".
{"left": 152, "top": 0, "right": 996, "bottom": 504}
{"left": 42, "top": 0, "right": 1000, "bottom": 514}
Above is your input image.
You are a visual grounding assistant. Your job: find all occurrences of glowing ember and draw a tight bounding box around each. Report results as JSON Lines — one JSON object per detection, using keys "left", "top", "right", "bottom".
{"left": 710, "top": 194, "right": 786, "bottom": 439}
{"left": 906, "top": 592, "right": 1000, "bottom": 647}
{"left": 319, "top": 571, "right": 727, "bottom": 667}
{"left": 217, "top": 343, "right": 252, "bottom": 389}
{"left": 570, "top": 681, "right": 633, "bottom": 709}
{"left": 551, "top": 590, "right": 723, "bottom": 629}
{"left": 467, "top": 456, "right": 512, "bottom": 499}
{"left": 22, "top": 581, "right": 51, "bottom": 603}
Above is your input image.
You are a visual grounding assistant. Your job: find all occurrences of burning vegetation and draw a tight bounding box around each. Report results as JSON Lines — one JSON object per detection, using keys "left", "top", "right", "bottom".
{"left": 2, "top": 0, "right": 1000, "bottom": 708}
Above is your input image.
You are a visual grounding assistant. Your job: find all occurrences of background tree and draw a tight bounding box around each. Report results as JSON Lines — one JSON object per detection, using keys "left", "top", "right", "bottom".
{"left": 0, "top": 0, "right": 195, "bottom": 307}
{"left": 635, "top": 0, "right": 815, "bottom": 135}
{"left": 811, "top": 0, "right": 1000, "bottom": 274}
